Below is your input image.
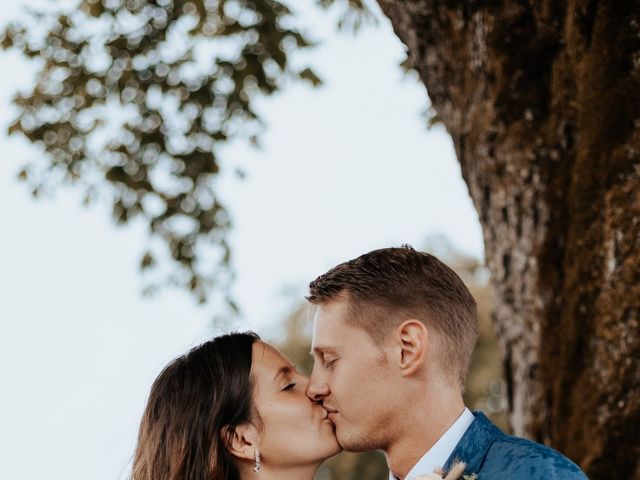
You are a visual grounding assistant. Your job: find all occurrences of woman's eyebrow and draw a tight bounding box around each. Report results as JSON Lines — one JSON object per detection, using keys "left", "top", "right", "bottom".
{"left": 273, "top": 365, "right": 292, "bottom": 382}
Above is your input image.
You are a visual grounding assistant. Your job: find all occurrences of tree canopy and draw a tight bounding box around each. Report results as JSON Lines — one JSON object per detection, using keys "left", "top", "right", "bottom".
{"left": 1, "top": 0, "right": 372, "bottom": 308}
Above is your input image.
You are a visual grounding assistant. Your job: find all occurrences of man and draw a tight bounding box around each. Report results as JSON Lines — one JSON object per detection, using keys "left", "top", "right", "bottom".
{"left": 305, "top": 246, "right": 587, "bottom": 479}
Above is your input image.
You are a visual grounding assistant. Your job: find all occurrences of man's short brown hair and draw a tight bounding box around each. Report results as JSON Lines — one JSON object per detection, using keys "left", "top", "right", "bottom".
{"left": 307, "top": 245, "right": 478, "bottom": 388}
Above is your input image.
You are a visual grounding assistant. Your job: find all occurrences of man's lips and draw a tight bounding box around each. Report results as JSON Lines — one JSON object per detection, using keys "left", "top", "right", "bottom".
{"left": 323, "top": 407, "right": 338, "bottom": 421}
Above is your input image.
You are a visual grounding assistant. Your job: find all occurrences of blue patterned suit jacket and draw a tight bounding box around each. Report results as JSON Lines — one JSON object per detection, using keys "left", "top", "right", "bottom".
{"left": 442, "top": 412, "right": 588, "bottom": 479}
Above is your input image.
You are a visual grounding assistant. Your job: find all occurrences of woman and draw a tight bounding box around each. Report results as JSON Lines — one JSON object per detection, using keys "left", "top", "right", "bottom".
{"left": 131, "top": 332, "right": 340, "bottom": 480}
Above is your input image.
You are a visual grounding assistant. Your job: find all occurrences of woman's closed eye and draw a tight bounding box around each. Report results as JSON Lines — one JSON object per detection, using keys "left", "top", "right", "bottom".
{"left": 282, "top": 382, "right": 297, "bottom": 391}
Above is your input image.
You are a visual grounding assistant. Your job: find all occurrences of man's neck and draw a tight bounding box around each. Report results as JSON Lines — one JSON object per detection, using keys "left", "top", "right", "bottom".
{"left": 385, "top": 392, "right": 466, "bottom": 480}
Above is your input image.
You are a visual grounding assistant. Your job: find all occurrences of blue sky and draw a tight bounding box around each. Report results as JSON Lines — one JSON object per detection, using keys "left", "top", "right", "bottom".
{"left": 0, "top": 1, "right": 483, "bottom": 478}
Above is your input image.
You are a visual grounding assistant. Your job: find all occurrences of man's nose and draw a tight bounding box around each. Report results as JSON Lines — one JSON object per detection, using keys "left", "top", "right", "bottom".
{"left": 305, "top": 373, "right": 330, "bottom": 402}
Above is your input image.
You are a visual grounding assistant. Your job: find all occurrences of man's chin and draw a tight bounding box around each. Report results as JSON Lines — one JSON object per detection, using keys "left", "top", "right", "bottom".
{"left": 335, "top": 431, "right": 375, "bottom": 453}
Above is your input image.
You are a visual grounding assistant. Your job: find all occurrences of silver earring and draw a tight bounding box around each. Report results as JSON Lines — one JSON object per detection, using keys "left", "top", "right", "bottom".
{"left": 253, "top": 450, "right": 261, "bottom": 472}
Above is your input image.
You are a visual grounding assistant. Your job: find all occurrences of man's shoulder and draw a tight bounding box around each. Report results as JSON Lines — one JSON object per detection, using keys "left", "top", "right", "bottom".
{"left": 481, "top": 433, "right": 588, "bottom": 479}
{"left": 447, "top": 412, "right": 588, "bottom": 479}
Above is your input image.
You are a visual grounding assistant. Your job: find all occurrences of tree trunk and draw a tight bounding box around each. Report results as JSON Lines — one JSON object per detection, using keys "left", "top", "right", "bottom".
{"left": 376, "top": 1, "right": 640, "bottom": 477}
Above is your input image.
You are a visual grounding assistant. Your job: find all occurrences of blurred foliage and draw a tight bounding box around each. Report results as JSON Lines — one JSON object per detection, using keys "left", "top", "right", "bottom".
{"left": 2, "top": 0, "right": 323, "bottom": 308}
{"left": 0, "top": 0, "right": 377, "bottom": 310}
{"left": 315, "top": 0, "right": 377, "bottom": 32}
{"left": 275, "top": 236, "right": 507, "bottom": 479}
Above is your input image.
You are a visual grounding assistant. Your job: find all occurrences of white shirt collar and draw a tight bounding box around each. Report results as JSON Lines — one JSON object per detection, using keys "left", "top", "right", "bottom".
{"left": 388, "top": 407, "right": 475, "bottom": 480}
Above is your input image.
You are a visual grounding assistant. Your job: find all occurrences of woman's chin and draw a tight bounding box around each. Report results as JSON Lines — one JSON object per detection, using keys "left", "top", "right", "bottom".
{"left": 325, "top": 435, "right": 342, "bottom": 457}
{"left": 315, "top": 432, "right": 342, "bottom": 460}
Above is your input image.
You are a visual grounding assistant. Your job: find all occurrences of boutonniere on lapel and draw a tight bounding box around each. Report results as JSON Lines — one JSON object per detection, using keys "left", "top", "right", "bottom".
{"left": 409, "top": 461, "right": 478, "bottom": 480}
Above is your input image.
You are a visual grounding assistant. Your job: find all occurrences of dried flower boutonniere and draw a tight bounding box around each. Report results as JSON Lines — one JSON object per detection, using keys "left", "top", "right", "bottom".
{"left": 409, "top": 461, "right": 478, "bottom": 480}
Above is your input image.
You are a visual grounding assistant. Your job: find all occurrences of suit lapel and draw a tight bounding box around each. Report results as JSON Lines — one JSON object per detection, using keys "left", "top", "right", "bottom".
{"left": 443, "top": 411, "right": 503, "bottom": 475}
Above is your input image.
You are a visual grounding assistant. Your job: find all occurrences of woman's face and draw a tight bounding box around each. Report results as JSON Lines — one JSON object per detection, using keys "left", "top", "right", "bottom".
{"left": 250, "top": 341, "right": 340, "bottom": 469}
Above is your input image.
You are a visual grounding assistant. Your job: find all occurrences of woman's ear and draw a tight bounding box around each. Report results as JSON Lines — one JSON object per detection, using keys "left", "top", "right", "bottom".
{"left": 223, "top": 423, "right": 260, "bottom": 461}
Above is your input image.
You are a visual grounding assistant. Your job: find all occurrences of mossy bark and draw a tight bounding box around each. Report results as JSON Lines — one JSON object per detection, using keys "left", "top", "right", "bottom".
{"left": 377, "top": 1, "right": 640, "bottom": 477}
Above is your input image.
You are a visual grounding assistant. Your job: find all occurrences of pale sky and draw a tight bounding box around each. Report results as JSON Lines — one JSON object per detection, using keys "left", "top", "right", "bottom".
{"left": 0, "top": 2, "right": 483, "bottom": 479}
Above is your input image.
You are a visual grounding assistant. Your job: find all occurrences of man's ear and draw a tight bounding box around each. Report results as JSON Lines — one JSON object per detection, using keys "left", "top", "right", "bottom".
{"left": 223, "top": 422, "right": 260, "bottom": 461}
{"left": 394, "top": 319, "right": 428, "bottom": 376}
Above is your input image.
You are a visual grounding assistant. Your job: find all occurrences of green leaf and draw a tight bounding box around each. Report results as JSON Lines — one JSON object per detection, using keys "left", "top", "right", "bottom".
{"left": 298, "top": 67, "right": 323, "bottom": 87}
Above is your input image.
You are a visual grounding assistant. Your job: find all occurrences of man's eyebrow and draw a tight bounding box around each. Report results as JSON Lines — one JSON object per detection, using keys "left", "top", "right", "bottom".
{"left": 310, "top": 345, "right": 337, "bottom": 356}
{"left": 273, "top": 365, "right": 292, "bottom": 382}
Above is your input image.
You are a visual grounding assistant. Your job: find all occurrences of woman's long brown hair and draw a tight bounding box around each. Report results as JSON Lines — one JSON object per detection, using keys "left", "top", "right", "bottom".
{"left": 131, "top": 332, "right": 259, "bottom": 480}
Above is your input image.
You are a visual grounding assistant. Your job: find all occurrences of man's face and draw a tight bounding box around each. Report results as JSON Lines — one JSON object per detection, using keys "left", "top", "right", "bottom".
{"left": 306, "top": 298, "right": 398, "bottom": 451}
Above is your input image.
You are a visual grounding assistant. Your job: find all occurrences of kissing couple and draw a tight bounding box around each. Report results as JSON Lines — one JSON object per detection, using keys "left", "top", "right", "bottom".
{"left": 131, "top": 246, "right": 587, "bottom": 480}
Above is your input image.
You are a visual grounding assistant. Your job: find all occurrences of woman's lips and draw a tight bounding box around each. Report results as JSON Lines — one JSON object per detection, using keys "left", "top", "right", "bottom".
{"left": 321, "top": 405, "right": 338, "bottom": 423}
